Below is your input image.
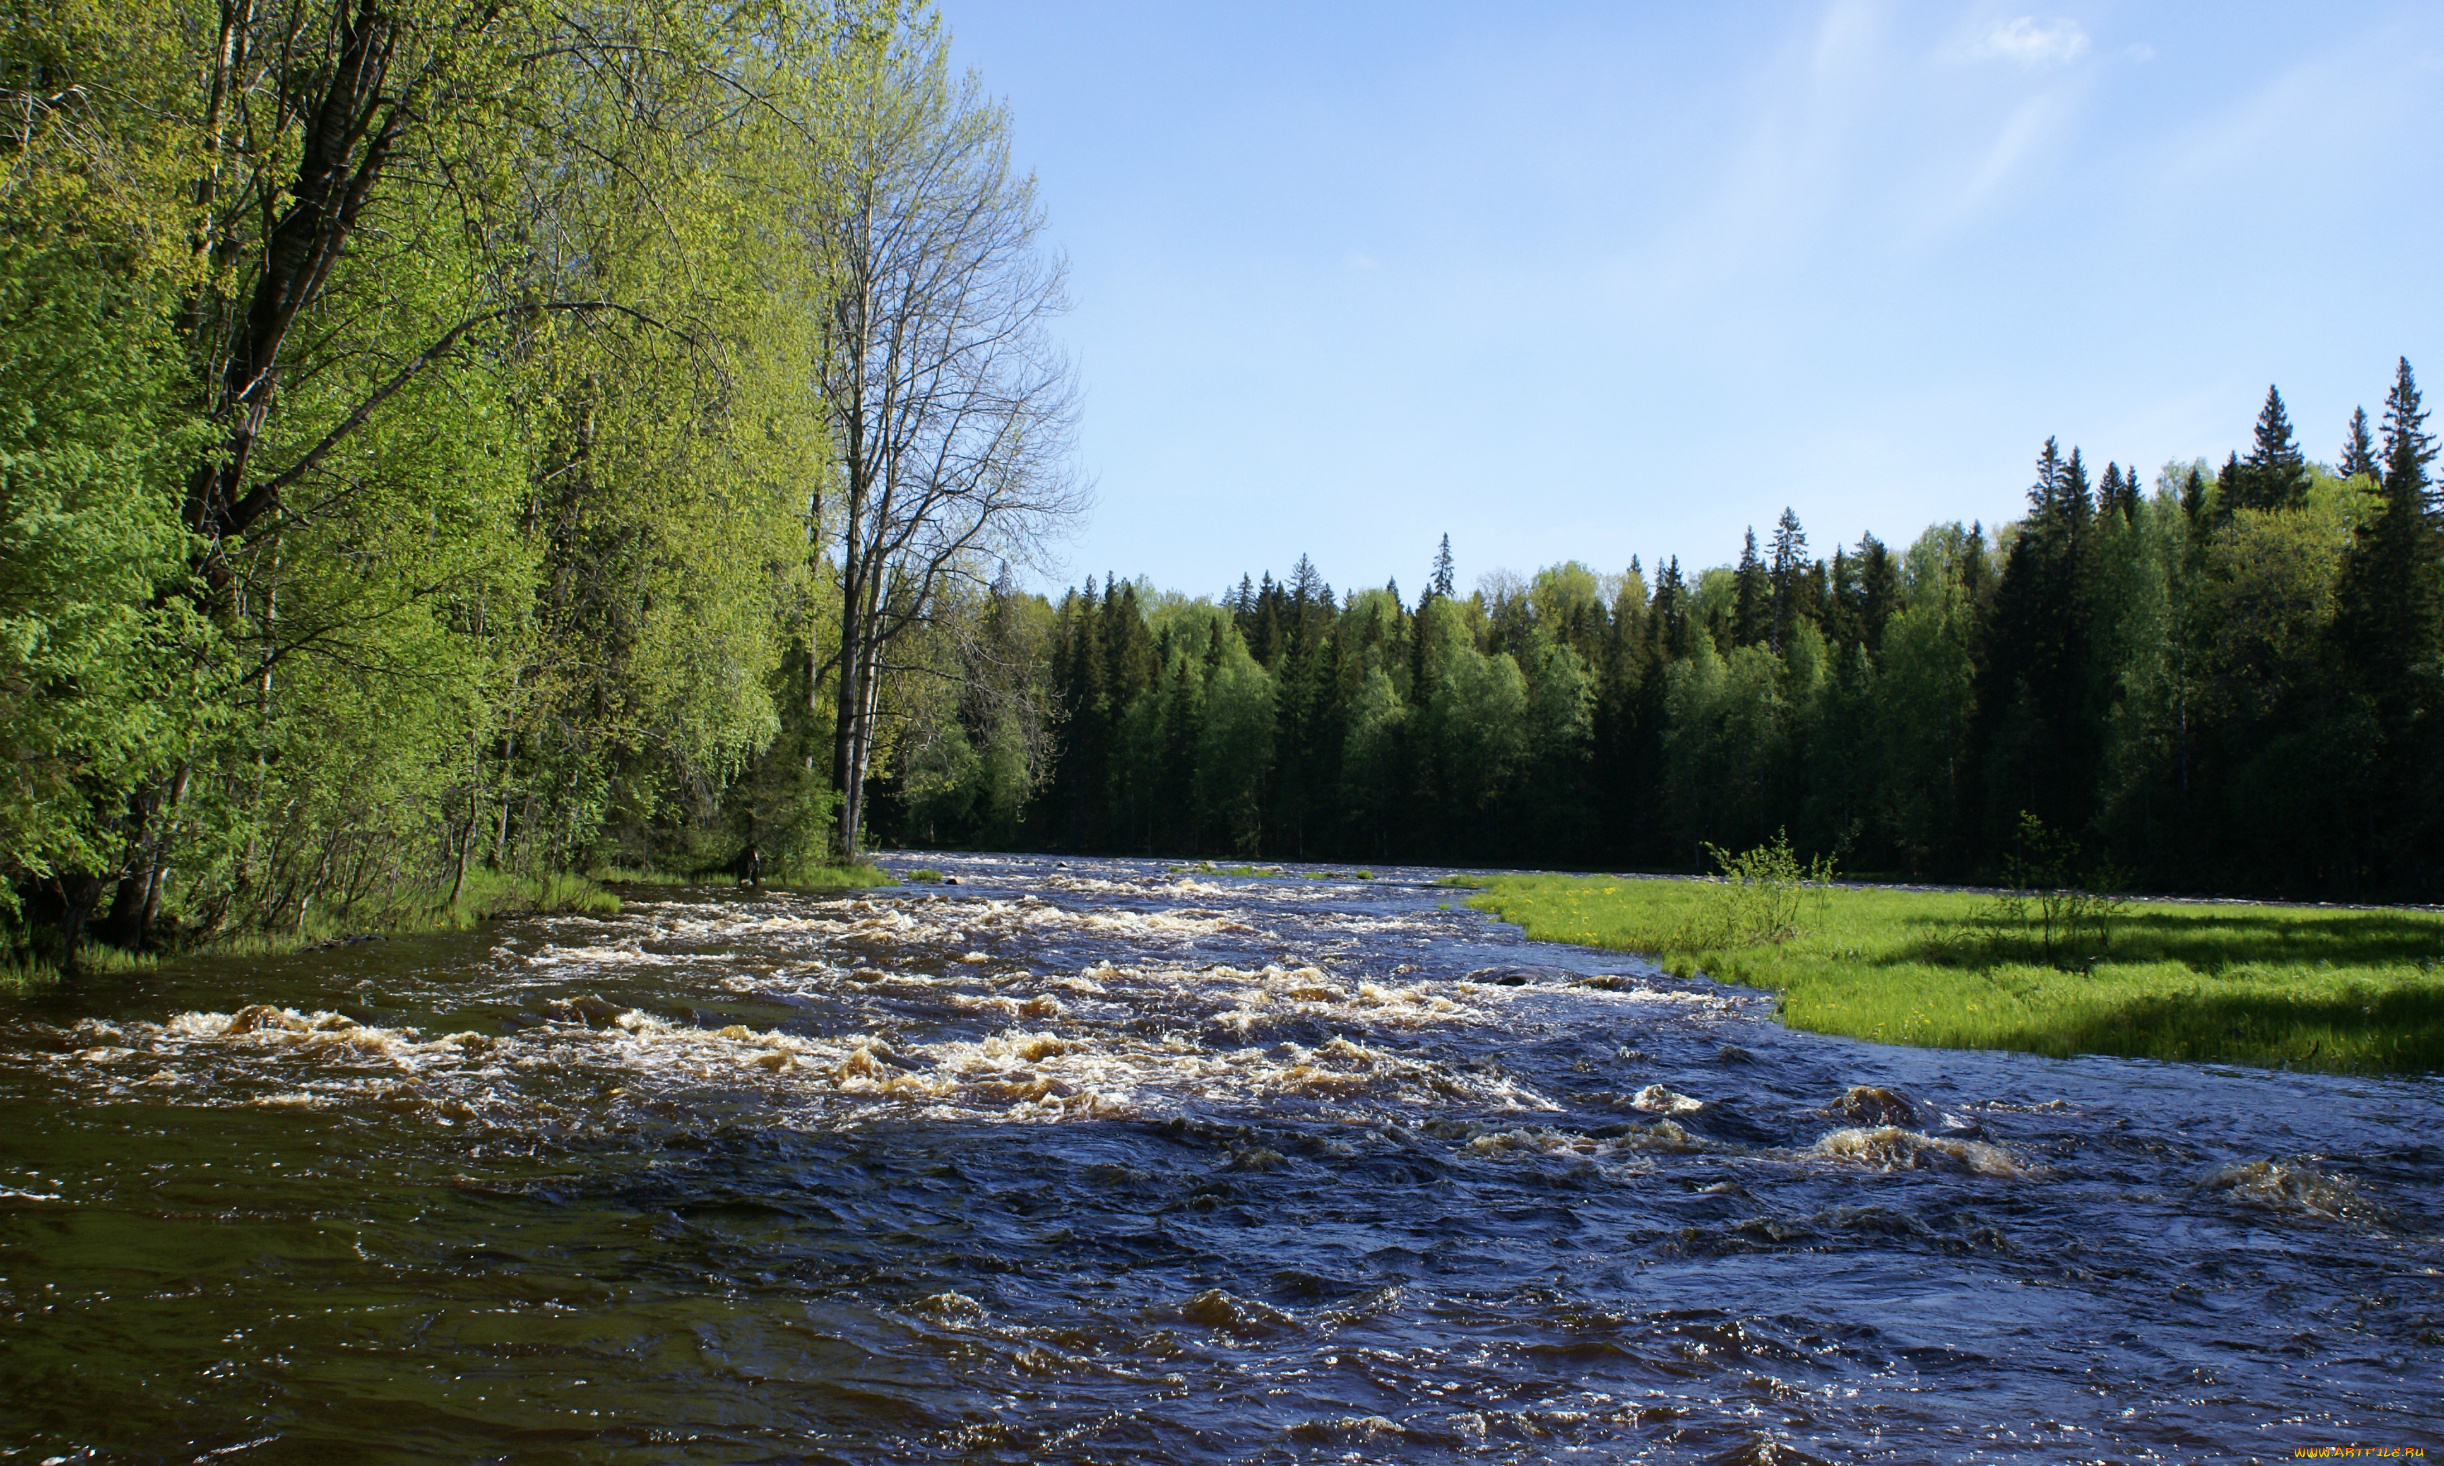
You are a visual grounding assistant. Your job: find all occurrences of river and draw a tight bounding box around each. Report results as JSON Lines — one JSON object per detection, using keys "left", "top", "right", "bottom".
{"left": 2, "top": 855, "right": 2436, "bottom": 1462}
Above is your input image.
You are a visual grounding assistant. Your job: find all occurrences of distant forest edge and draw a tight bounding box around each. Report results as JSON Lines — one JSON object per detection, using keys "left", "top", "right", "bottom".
{"left": 871, "top": 371, "right": 2443, "bottom": 902}
{"left": 5, "top": 0, "right": 2441, "bottom": 976}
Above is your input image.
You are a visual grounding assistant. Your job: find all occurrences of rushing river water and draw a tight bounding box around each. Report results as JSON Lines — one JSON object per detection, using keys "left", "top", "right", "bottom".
{"left": 1, "top": 855, "right": 2438, "bottom": 1464}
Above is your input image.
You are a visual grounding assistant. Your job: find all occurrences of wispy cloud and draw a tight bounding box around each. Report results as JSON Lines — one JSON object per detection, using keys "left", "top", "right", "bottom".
{"left": 1969, "top": 16, "right": 2090, "bottom": 67}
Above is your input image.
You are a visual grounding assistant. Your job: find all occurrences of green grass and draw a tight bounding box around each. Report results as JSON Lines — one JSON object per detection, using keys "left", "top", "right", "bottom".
{"left": 3, "top": 869, "right": 621, "bottom": 989}
{"left": 904, "top": 867, "right": 943, "bottom": 883}
{"left": 1467, "top": 875, "right": 2444, "bottom": 1076}
{"left": 0, "top": 942, "right": 155, "bottom": 993}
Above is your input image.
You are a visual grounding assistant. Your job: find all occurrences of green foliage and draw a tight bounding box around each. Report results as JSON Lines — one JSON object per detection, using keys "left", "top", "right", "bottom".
{"left": 1700, "top": 829, "right": 1836, "bottom": 947}
{"left": 929, "top": 376, "right": 2444, "bottom": 903}
{"left": 0, "top": 243, "right": 209, "bottom": 949}
{"left": 1470, "top": 874, "right": 2444, "bottom": 1076}
{"left": 1981, "top": 812, "right": 2129, "bottom": 971}
{"left": 2, "top": 0, "right": 961, "bottom": 965}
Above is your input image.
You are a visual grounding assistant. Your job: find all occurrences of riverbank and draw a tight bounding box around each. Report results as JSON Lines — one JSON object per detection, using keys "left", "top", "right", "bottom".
{"left": 4, "top": 861, "right": 912, "bottom": 993}
{"left": 1, "top": 869, "right": 622, "bottom": 994}
{"left": 1460, "top": 874, "right": 2444, "bottom": 1075}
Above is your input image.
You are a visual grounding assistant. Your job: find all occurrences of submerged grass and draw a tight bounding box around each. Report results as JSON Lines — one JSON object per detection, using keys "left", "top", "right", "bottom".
{"left": 1467, "top": 875, "right": 2444, "bottom": 1076}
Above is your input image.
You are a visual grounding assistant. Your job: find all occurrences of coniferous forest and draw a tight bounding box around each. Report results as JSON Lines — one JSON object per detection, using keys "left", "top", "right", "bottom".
{"left": 6, "top": 0, "right": 2442, "bottom": 980}
{"left": 874, "top": 375, "right": 2444, "bottom": 901}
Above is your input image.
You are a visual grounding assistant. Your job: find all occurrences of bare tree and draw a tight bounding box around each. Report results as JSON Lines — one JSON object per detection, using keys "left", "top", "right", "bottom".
{"left": 811, "top": 24, "right": 1084, "bottom": 858}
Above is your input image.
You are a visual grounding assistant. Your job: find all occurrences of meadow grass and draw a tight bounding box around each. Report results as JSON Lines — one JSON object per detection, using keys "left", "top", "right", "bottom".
{"left": 1465, "top": 874, "right": 2444, "bottom": 1076}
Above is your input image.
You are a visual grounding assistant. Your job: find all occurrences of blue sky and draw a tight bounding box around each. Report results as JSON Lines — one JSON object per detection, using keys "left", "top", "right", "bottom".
{"left": 944, "top": 1, "right": 2444, "bottom": 598}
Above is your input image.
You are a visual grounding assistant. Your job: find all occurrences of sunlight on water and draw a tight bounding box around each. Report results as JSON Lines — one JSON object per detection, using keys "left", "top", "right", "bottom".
{"left": 2, "top": 856, "right": 2437, "bottom": 1462}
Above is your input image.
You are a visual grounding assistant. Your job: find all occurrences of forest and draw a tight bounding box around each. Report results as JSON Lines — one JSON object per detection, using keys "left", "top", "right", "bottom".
{"left": 875, "top": 375, "right": 2443, "bottom": 901}
{"left": 5, "top": 0, "right": 2440, "bottom": 981}
{"left": 2, "top": 0, "right": 1079, "bottom": 970}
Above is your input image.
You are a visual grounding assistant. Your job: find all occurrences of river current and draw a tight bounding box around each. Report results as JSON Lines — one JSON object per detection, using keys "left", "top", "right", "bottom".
{"left": 1, "top": 855, "right": 2437, "bottom": 1463}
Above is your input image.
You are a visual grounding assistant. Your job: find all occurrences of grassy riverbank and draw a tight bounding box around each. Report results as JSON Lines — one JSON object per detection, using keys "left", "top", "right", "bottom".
{"left": 2, "top": 869, "right": 622, "bottom": 994}
{"left": 1462, "top": 875, "right": 2444, "bottom": 1075}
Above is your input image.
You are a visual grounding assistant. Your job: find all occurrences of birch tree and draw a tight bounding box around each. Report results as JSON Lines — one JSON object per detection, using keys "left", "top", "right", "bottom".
{"left": 812, "top": 19, "right": 1083, "bottom": 858}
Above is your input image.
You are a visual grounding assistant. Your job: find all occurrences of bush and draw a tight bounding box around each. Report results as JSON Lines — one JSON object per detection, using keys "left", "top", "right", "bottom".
{"left": 1979, "top": 812, "right": 2128, "bottom": 971}
{"left": 1699, "top": 829, "right": 1836, "bottom": 946}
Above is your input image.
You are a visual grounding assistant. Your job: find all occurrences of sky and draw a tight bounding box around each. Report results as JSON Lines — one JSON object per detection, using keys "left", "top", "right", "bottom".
{"left": 940, "top": 1, "right": 2444, "bottom": 599}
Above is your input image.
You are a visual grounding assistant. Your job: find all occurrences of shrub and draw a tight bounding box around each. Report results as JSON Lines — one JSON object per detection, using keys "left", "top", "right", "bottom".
{"left": 1699, "top": 829, "right": 1836, "bottom": 945}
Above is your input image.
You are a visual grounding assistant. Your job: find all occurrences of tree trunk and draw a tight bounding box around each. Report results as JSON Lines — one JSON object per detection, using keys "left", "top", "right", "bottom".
{"left": 186, "top": 0, "right": 407, "bottom": 550}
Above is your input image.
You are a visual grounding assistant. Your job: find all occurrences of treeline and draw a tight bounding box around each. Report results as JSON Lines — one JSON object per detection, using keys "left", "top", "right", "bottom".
{"left": 3, "top": 0, "right": 1073, "bottom": 967}
{"left": 878, "top": 372, "right": 2443, "bottom": 899}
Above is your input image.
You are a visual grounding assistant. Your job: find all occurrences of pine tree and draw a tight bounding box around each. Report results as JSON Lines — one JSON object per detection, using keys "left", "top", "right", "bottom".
{"left": 1733, "top": 527, "right": 1768, "bottom": 646}
{"left": 2181, "top": 466, "right": 2208, "bottom": 522}
{"left": 1429, "top": 535, "right": 1455, "bottom": 600}
{"left": 2340, "top": 405, "right": 2381, "bottom": 484}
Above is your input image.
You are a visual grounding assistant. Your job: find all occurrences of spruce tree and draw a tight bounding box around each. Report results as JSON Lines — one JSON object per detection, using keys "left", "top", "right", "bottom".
{"left": 1825, "top": 545, "right": 1858, "bottom": 650}
{"left": 2099, "top": 462, "right": 2139, "bottom": 524}
{"left": 1857, "top": 535, "right": 1899, "bottom": 653}
{"left": 1733, "top": 527, "right": 1768, "bottom": 646}
{"left": 1768, "top": 508, "right": 1808, "bottom": 650}
{"left": 2331, "top": 357, "right": 2440, "bottom": 882}
{"left": 1651, "top": 557, "right": 1691, "bottom": 660}
{"left": 2231, "top": 385, "right": 2309, "bottom": 510}
{"left": 2064, "top": 445, "right": 2094, "bottom": 537}
{"left": 2381, "top": 359, "right": 2435, "bottom": 499}
{"left": 1973, "top": 438, "right": 2103, "bottom": 845}
{"left": 2340, "top": 405, "right": 2381, "bottom": 484}
{"left": 1429, "top": 535, "right": 1455, "bottom": 600}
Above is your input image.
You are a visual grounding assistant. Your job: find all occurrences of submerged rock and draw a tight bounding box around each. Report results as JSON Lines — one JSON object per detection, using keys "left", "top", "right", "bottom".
{"left": 1830, "top": 1085, "right": 1920, "bottom": 1128}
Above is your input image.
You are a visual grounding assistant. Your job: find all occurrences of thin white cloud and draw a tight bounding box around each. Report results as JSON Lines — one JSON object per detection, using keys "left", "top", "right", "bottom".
{"left": 1343, "top": 252, "right": 1379, "bottom": 271}
{"left": 1970, "top": 16, "right": 2090, "bottom": 67}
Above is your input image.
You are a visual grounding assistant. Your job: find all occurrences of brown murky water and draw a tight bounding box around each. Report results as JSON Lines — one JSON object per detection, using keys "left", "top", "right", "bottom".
{"left": 2, "top": 856, "right": 2438, "bottom": 1462}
